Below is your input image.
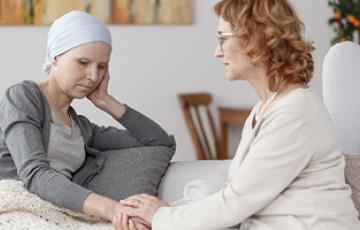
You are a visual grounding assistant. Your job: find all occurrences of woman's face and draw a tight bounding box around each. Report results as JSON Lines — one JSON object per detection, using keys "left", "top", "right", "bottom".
{"left": 214, "top": 18, "right": 254, "bottom": 81}
{"left": 51, "top": 41, "right": 111, "bottom": 99}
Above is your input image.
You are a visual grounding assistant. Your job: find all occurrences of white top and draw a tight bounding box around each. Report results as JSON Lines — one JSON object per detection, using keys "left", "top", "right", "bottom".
{"left": 153, "top": 88, "right": 360, "bottom": 230}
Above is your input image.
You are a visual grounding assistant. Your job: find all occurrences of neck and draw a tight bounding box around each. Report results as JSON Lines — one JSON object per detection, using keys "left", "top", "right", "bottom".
{"left": 38, "top": 75, "right": 72, "bottom": 114}
{"left": 246, "top": 67, "right": 273, "bottom": 102}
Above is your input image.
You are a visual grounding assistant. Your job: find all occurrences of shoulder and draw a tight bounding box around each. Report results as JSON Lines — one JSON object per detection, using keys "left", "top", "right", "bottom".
{"left": 2, "top": 80, "right": 43, "bottom": 105}
{"left": 271, "top": 88, "right": 323, "bottom": 119}
{"left": 0, "top": 80, "right": 45, "bottom": 115}
{"left": 262, "top": 88, "right": 329, "bottom": 135}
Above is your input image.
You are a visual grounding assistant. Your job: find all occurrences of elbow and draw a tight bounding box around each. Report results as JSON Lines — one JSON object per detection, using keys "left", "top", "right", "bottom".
{"left": 18, "top": 164, "right": 51, "bottom": 194}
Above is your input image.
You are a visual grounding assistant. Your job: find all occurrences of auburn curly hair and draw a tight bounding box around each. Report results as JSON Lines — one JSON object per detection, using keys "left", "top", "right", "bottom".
{"left": 214, "top": 0, "right": 315, "bottom": 92}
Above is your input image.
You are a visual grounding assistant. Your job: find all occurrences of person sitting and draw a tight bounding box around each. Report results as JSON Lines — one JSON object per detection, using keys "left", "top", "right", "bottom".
{"left": 116, "top": 0, "right": 360, "bottom": 229}
{"left": 0, "top": 11, "right": 175, "bottom": 230}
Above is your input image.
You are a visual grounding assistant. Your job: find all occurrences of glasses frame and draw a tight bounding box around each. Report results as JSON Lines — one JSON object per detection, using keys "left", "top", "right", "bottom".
{"left": 217, "top": 31, "right": 236, "bottom": 51}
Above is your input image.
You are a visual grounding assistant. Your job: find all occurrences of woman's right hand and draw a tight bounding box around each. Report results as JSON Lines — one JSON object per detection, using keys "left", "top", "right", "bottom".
{"left": 83, "top": 193, "right": 150, "bottom": 230}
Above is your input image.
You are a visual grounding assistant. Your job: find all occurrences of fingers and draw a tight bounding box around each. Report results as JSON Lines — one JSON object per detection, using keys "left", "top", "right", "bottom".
{"left": 135, "top": 222, "right": 150, "bottom": 230}
{"left": 112, "top": 214, "right": 143, "bottom": 230}
{"left": 131, "top": 217, "right": 151, "bottom": 228}
{"left": 137, "top": 193, "right": 168, "bottom": 206}
{"left": 120, "top": 193, "right": 166, "bottom": 224}
{"left": 122, "top": 214, "right": 130, "bottom": 230}
{"left": 129, "top": 219, "right": 138, "bottom": 230}
{"left": 123, "top": 194, "right": 156, "bottom": 207}
{"left": 120, "top": 198, "right": 141, "bottom": 208}
{"left": 112, "top": 214, "right": 122, "bottom": 230}
{"left": 119, "top": 205, "right": 140, "bottom": 218}
{"left": 124, "top": 194, "right": 143, "bottom": 201}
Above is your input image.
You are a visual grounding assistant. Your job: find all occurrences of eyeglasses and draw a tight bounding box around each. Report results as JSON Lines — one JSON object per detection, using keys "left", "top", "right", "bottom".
{"left": 217, "top": 32, "right": 236, "bottom": 51}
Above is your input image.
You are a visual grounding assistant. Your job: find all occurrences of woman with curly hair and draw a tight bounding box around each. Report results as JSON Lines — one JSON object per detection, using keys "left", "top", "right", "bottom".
{"left": 116, "top": 0, "right": 360, "bottom": 229}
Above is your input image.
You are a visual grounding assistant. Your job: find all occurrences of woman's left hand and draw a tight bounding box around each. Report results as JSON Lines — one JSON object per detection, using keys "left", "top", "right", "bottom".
{"left": 87, "top": 68, "right": 111, "bottom": 109}
{"left": 120, "top": 193, "right": 169, "bottom": 224}
{"left": 112, "top": 214, "right": 150, "bottom": 230}
{"left": 86, "top": 69, "right": 126, "bottom": 118}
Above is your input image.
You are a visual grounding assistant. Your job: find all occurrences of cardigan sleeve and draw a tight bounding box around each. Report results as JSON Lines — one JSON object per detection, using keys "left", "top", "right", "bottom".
{"left": 88, "top": 106, "right": 176, "bottom": 151}
{"left": 0, "top": 84, "right": 91, "bottom": 213}
{"left": 152, "top": 111, "right": 313, "bottom": 230}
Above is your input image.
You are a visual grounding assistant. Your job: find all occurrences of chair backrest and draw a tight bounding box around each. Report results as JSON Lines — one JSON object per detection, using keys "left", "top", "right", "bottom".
{"left": 322, "top": 41, "right": 360, "bottom": 154}
{"left": 178, "top": 93, "right": 223, "bottom": 160}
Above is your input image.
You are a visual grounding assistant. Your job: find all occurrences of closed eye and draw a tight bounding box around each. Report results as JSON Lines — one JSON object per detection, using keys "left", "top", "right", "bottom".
{"left": 79, "top": 59, "right": 88, "bottom": 65}
{"left": 98, "top": 64, "right": 107, "bottom": 69}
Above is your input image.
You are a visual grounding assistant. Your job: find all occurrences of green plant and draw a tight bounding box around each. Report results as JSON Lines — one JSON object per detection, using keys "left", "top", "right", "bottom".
{"left": 328, "top": 0, "right": 360, "bottom": 44}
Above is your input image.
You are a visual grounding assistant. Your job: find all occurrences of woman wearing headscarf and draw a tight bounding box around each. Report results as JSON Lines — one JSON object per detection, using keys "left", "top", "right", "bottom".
{"left": 117, "top": 0, "right": 360, "bottom": 229}
{"left": 0, "top": 11, "right": 174, "bottom": 229}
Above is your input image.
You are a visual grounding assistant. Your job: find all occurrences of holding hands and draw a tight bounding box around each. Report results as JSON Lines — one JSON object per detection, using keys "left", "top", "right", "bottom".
{"left": 112, "top": 214, "right": 150, "bottom": 230}
{"left": 112, "top": 193, "right": 169, "bottom": 230}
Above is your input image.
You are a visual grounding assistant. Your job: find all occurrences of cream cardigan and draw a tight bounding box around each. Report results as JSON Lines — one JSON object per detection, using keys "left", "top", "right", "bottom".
{"left": 153, "top": 88, "right": 360, "bottom": 230}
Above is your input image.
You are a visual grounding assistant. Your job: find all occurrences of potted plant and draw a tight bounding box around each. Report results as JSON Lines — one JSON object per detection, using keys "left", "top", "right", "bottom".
{"left": 328, "top": 0, "right": 360, "bottom": 44}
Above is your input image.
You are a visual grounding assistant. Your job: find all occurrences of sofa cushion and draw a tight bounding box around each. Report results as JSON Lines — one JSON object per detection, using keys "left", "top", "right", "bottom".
{"left": 158, "top": 160, "right": 231, "bottom": 202}
{"left": 85, "top": 146, "right": 175, "bottom": 200}
{"left": 344, "top": 153, "right": 360, "bottom": 218}
{"left": 322, "top": 42, "right": 360, "bottom": 154}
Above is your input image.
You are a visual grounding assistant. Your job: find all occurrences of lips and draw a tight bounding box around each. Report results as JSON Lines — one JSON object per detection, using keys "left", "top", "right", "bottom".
{"left": 78, "top": 85, "right": 92, "bottom": 91}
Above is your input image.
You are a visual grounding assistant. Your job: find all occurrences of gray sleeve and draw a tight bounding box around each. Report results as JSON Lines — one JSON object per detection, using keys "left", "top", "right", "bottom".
{"left": 90, "top": 106, "right": 176, "bottom": 151}
{"left": 0, "top": 84, "right": 91, "bottom": 212}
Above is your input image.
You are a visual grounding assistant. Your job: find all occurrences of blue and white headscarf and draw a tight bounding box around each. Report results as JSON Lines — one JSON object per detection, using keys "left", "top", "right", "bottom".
{"left": 42, "top": 11, "right": 112, "bottom": 75}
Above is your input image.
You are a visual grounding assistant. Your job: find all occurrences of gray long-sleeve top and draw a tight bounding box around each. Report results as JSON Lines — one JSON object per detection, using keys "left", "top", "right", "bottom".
{"left": 0, "top": 80, "right": 175, "bottom": 212}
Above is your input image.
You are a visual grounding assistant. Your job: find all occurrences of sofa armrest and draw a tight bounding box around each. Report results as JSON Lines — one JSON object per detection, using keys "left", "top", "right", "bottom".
{"left": 158, "top": 160, "right": 231, "bottom": 202}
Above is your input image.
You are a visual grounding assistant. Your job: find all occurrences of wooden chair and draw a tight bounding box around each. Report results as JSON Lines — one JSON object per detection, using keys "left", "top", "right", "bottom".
{"left": 178, "top": 93, "right": 251, "bottom": 160}
{"left": 219, "top": 106, "right": 250, "bottom": 159}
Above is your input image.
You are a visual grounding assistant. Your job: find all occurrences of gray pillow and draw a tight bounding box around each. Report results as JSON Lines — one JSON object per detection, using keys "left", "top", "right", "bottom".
{"left": 85, "top": 146, "right": 175, "bottom": 201}
{"left": 344, "top": 153, "right": 360, "bottom": 218}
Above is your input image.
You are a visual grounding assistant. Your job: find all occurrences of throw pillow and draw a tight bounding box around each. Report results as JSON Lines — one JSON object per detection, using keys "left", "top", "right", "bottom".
{"left": 85, "top": 146, "right": 175, "bottom": 200}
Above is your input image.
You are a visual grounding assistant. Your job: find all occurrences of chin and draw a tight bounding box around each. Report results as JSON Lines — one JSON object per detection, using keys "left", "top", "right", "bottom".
{"left": 226, "top": 76, "right": 236, "bottom": 81}
{"left": 72, "top": 93, "right": 87, "bottom": 99}
{"left": 225, "top": 73, "right": 237, "bottom": 81}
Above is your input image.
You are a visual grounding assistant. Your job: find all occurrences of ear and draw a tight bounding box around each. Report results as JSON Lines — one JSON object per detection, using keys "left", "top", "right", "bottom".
{"left": 49, "top": 57, "right": 59, "bottom": 75}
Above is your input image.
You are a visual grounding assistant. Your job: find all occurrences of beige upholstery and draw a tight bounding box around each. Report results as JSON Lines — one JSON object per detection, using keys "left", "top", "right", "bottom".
{"left": 344, "top": 153, "right": 360, "bottom": 217}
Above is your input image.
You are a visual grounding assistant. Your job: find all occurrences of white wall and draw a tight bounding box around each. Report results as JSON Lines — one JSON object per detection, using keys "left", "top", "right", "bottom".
{"left": 0, "top": 0, "right": 333, "bottom": 161}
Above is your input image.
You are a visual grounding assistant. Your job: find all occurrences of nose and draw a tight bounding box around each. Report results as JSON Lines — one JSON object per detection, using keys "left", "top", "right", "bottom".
{"left": 87, "top": 65, "right": 100, "bottom": 83}
{"left": 214, "top": 44, "right": 223, "bottom": 59}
